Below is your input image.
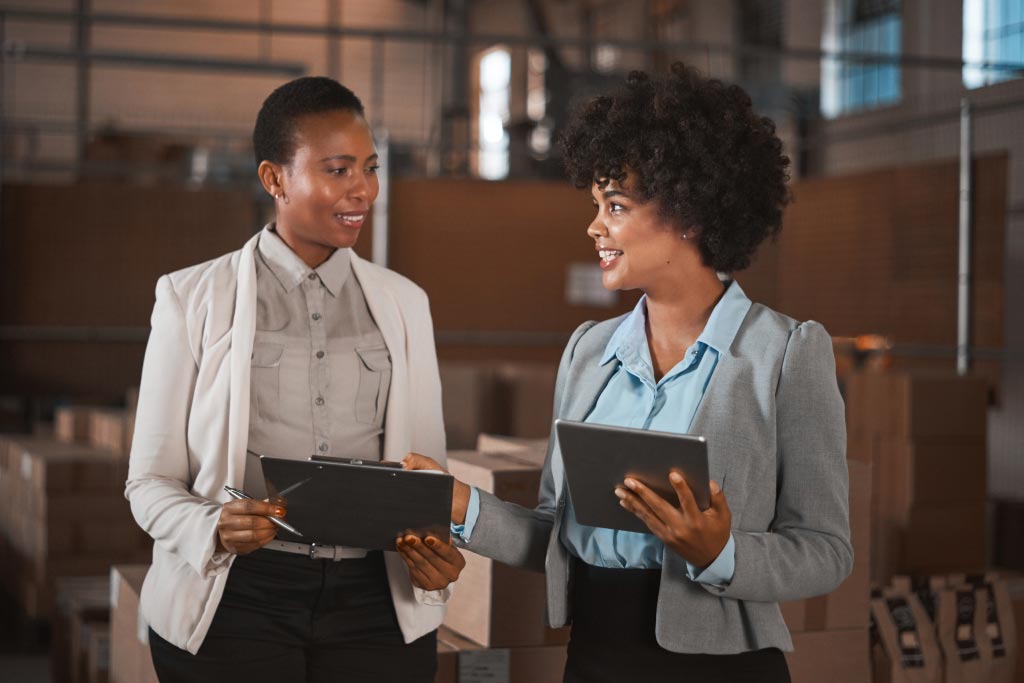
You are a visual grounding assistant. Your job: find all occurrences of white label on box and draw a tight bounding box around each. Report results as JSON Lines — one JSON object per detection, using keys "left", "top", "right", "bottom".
{"left": 110, "top": 568, "right": 121, "bottom": 609}
{"left": 565, "top": 262, "right": 618, "bottom": 308}
{"left": 459, "top": 648, "right": 510, "bottom": 683}
{"left": 137, "top": 603, "right": 149, "bottom": 645}
{"left": 20, "top": 453, "right": 31, "bottom": 480}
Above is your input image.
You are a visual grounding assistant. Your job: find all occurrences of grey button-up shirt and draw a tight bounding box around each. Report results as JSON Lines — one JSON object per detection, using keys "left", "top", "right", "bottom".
{"left": 244, "top": 226, "right": 391, "bottom": 497}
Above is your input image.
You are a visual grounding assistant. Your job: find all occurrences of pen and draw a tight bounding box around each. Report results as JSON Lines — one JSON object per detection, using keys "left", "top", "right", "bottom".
{"left": 223, "top": 486, "right": 304, "bottom": 537}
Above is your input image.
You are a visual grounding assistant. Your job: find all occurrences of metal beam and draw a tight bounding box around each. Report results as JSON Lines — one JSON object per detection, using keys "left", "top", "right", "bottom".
{"left": 6, "top": 8, "right": 1024, "bottom": 74}
{"left": 15, "top": 45, "right": 305, "bottom": 76}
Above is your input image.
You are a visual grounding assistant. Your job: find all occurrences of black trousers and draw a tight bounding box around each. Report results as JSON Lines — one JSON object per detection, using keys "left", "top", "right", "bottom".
{"left": 564, "top": 560, "right": 791, "bottom": 683}
{"left": 148, "top": 549, "right": 436, "bottom": 683}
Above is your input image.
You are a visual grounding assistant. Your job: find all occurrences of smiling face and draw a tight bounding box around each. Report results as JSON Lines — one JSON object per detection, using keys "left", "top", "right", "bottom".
{"left": 587, "top": 176, "right": 693, "bottom": 293}
{"left": 258, "top": 108, "right": 379, "bottom": 268}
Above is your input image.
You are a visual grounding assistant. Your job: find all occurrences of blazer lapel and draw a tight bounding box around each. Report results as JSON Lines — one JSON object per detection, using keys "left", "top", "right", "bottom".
{"left": 351, "top": 254, "right": 410, "bottom": 463}
{"left": 550, "top": 321, "right": 619, "bottom": 497}
{"left": 228, "top": 233, "right": 261, "bottom": 482}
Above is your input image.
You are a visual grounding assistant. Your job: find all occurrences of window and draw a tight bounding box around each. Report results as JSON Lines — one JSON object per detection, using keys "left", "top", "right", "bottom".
{"left": 963, "top": 0, "right": 1024, "bottom": 88}
{"left": 821, "top": 0, "right": 901, "bottom": 118}
{"left": 477, "top": 47, "right": 511, "bottom": 180}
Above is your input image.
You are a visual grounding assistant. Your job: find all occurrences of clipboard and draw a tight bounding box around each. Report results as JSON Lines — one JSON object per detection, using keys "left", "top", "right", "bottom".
{"left": 555, "top": 419, "right": 710, "bottom": 534}
{"left": 259, "top": 454, "right": 454, "bottom": 550}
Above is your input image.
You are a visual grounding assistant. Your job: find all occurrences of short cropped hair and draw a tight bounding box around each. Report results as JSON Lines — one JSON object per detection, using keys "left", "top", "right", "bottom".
{"left": 559, "top": 62, "right": 791, "bottom": 273}
{"left": 253, "top": 76, "right": 365, "bottom": 167}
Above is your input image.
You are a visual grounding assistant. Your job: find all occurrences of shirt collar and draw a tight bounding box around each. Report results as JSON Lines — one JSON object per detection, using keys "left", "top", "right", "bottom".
{"left": 257, "top": 224, "right": 351, "bottom": 296}
{"left": 599, "top": 279, "right": 752, "bottom": 365}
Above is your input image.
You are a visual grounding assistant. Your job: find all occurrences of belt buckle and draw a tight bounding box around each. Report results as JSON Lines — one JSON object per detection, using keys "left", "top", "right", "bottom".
{"left": 309, "top": 542, "right": 320, "bottom": 560}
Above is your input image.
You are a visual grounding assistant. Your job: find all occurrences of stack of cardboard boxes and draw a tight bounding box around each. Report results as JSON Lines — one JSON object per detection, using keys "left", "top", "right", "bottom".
{"left": 51, "top": 575, "right": 112, "bottom": 683}
{"left": 109, "top": 564, "right": 157, "bottom": 683}
{"left": 0, "top": 434, "right": 150, "bottom": 618}
{"left": 780, "top": 460, "right": 873, "bottom": 682}
{"left": 437, "top": 435, "right": 568, "bottom": 682}
{"left": 439, "top": 362, "right": 557, "bottom": 448}
{"left": 845, "top": 371, "right": 989, "bottom": 582}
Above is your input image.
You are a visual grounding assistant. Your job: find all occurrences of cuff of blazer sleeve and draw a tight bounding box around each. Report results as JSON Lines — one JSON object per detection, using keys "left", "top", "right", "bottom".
{"left": 686, "top": 533, "right": 735, "bottom": 588}
{"left": 451, "top": 486, "right": 481, "bottom": 543}
{"left": 414, "top": 584, "right": 452, "bottom": 606}
{"left": 197, "top": 512, "right": 233, "bottom": 578}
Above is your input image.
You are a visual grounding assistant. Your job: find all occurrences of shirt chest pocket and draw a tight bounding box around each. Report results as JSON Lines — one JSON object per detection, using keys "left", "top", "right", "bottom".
{"left": 250, "top": 343, "right": 284, "bottom": 422}
{"left": 355, "top": 345, "right": 391, "bottom": 426}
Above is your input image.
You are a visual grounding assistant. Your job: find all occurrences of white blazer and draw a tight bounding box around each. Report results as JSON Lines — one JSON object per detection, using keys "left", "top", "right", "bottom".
{"left": 126, "top": 232, "right": 449, "bottom": 654}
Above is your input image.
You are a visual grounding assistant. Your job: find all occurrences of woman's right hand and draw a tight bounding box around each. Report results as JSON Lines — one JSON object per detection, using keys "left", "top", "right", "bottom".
{"left": 216, "top": 499, "right": 286, "bottom": 555}
{"left": 402, "top": 453, "right": 471, "bottom": 525}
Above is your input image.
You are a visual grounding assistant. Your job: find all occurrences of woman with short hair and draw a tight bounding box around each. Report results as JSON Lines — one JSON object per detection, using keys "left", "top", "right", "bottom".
{"left": 127, "top": 76, "right": 464, "bottom": 683}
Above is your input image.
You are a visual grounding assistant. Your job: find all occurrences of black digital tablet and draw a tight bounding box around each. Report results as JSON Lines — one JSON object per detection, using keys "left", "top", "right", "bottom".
{"left": 554, "top": 419, "right": 710, "bottom": 534}
{"left": 259, "top": 454, "right": 454, "bottom": 550}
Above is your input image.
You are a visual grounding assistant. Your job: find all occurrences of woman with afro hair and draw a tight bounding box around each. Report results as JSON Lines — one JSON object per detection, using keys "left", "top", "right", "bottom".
{"left": 406, "top": 63, "right": 851, "bottom": 682}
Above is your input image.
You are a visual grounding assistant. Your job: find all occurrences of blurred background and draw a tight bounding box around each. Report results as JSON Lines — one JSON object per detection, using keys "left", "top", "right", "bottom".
{"left": 0, "top": 1, "right": 1022, "bottom": 682}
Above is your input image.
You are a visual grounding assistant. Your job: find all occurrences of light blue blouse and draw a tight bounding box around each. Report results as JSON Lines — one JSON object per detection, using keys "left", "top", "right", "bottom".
{"left": 457, "top": 281, "right": 753, "bottom": 586}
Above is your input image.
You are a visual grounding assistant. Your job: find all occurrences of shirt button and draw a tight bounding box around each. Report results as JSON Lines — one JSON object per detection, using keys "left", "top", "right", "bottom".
{"left": 315, "top": 397, "right": 325, "bottom": 406}
{"left": 308, "top": 273, "right": 317, "bottom": 280}
{"left": 311, "top": 313, "right": 321, "bottom": 321}
{"left": 316, "top": 350, "right": 325, "bottom": 359}
{"left": 319, "top": 442, "right": 328, "bottom": 452}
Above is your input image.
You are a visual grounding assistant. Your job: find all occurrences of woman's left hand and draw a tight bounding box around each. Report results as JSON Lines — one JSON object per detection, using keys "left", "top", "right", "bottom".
{"left": 396, "top": 534, "right": 467, "bottom": 591}
{"left": 615, "top": 472, "right": 731, "bottom": 569}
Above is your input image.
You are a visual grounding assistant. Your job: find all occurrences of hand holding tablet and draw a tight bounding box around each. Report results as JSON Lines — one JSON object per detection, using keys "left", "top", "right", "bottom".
{"left": 556, "top": 419, "right": 732, "bottom": 568}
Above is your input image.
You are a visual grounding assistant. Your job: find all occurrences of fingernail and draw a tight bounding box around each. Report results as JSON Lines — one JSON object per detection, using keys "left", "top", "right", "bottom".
{"left": 274, "top": 507, "right": 286, "bottom": 516}
{"left": 669, "top": 472, "right": 683, "bottom": 484}
{"left": 613, "top": 488, "right": 626, "bottom": 499}
{"left": 619, "top": 500, "right": 628, "bottom": 508}
{"left": 624, "top": 478, "right": 637, "bottom": 489}
{"left": 710, "top": 480, "right": 721, "bottom": 494}
{"left": 425, "top": 537, "right": 437, "bottom": 547}
{"left": 408, "top": 537, "right": 418, "bottom": 546}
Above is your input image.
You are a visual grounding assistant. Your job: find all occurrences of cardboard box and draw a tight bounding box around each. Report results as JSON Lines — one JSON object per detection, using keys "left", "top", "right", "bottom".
{"left": 435, "top": 626, "right": 566, "bottom": 683}
{"left": 901, "top": 503, "right": 987, "bottom": 576}
{"left": 495, "top": 363, "right": 557, "bottom": 439}
{"left": 781, "top": 460, "right": 871, "bottom": 632}
{"left": 89, "top": 409, "right": 132, "bottom": 456}
{"left": 0, "top": 437, "right": 150, "bottom": 618}
{"left": 110, "top": 565, "right": 157, "bottom": 683}
{"left": 936, "top": 584, "right": 991, "bottom": 682}
{"left": 85, "top": 622, "right": 111, "bottom": 683}
{"left": 786, "top": 628, "right": 870, "bottom": 683}
{"left": 439, "top": 363, "right": 502, "bottom": 449}
{"left": 871, "top": 589, "right": 943, "bottom": 683}
{"left": 444, "top": 450, "right": 568, "bottom": 648}
{"left": 51, "top": 575, "right": 111, "bottom": 683}
{"left": 55, "top": 406, "right": 96, "bottom": 444}
{"left": 476, "top": 434, "right": 548, "bottom": 457}
{"left": 878, "top": 437, "right": 987, "bottom": 516}
{"left": 846, "top": 371, "right": 988, "bottom": 440}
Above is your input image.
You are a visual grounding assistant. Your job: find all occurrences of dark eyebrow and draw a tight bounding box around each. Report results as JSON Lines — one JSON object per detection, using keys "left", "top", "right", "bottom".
{"left": 319, "top": 153, "right": 379, "bottom": 163}
{"left": 603, "top": 189, "right": 626, "bottom": 199}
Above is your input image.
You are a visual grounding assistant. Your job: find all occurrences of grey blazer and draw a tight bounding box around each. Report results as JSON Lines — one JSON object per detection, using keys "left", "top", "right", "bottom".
{"left": 461, "top": 301, "right": 852, "bottom": 654}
